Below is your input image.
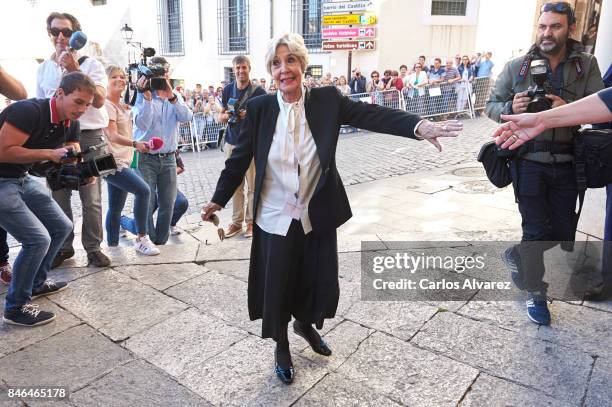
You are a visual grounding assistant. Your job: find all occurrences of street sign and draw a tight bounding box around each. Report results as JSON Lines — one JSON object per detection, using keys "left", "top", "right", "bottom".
{"left": 322, "top": 1, "right": 372, "bottom": 14}
{"left": 322, "top": 40, "right": 376, "bottom": 51}
{"left": 322, "top": 14, "right": 377, "bottom": 26}
{"left": 322, "top": 26, "right": 376, "bottom": 40}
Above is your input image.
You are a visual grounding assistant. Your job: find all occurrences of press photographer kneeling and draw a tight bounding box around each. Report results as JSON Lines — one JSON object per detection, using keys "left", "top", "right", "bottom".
{"left": 0, "top": 72, "right": 95, "bottom": 327}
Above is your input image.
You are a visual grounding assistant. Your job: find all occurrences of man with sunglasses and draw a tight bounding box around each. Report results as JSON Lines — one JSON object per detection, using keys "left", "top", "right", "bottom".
{"left": 486, "top": 2, "right": 603, "bottom": 325}
{"left": 36, "top": 12, "right": 111, "bottom": 268}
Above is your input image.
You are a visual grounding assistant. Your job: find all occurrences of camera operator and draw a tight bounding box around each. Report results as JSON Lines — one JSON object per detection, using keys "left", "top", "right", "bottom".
{"left": 218, "top": 55, "right": 266, "bottom": 238}
{"left": 133, "top": 56, "right": 193, "bottom": 245}
{"left": 0, "top": 64, "right": 28, "bottom": 286}
{"left": 0, "top": 72, "right": 95, "bottom": 326}
{"left": 36, "top": 12, "right": 111, "bottom": 268}
{"left": 486, "top": 2, "right": 604, "bottom": 325}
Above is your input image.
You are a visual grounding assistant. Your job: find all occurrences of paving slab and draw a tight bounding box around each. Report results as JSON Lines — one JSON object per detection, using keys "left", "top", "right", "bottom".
{"left": 50, "top": 269, "right": 188, "bottom": 341}
{"left": 179, "top": 336, "right": 328, "bottom": 406}
{"left": 344, "top": 301, "right": 439, "bottom": 340}
{"left": 48, "top": 266, "right": 109, "bottom": 284}
{"left": 114, "top": 262, "right": 209, "bottom": 291}
{"left": 297, "top": 320, "right": 374, "bottom": 371}
{"left": 0, "top": 325, "right": 132, "bottom": 392}
{"left": 69, "top": 359, "right": 208, "bottom": 407}
{"left": 0, "top": 296, "right": 81, "bottom": 358}
{"left": 411, "top": 312, "right": 593, "bottom": 405}
{"left": 125, "top": 308, "right": 248, "bottom": 377}
{"left": 165, "top": 270, "right": 260, "bottom": 335}
{"left": 195, "top": 238, "right": 252, "bottom": 262}
{"left": 459, "top": 373, "right": 573, "bottom": 407}
{"left": 205, "top": 259, "right": 250, "bottom": 283}
{"left": 337, "top": 332, "right": 478, "bottom": 406}
{"left": 585, "top": 356, "right": 612, "bottom": 407}
{"left": 294, "top": 372, "right": 402, "bottom": 406}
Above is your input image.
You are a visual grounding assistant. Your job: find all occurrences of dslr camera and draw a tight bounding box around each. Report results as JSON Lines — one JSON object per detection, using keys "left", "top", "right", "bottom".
{"left": 525, "top": 59, "right": 552, "bottom": 113}
{"left": 30, "top": 143, "right": 117, "bottom": 191}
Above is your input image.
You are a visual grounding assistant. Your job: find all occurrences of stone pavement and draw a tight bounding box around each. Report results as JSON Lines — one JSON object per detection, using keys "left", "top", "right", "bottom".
{"left": 1, "top": 117, "right": 611, "bottom": 406}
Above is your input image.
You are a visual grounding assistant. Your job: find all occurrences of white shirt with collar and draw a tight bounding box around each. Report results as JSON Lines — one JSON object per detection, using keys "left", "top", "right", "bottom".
{"left": 36, "top": 55, "right": 109, "bottom": 130}
{"left": 256, "top": 87, "right": 322, "bottom": 237}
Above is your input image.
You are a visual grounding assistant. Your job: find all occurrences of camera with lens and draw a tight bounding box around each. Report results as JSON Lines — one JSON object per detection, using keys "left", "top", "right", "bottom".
{"left": 525, "top": 59, "right": 552, "bottom": 113}
{"left": 30, "top": 143, "right": 117, "bottom": 191}
{"left": 138, "top": 58, "right": 169, "bottom": 93}
{"left": 226, "top": 97, "right": 240, "bottom": 125}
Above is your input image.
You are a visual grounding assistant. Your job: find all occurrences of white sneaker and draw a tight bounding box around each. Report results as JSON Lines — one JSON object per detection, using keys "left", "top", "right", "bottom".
{"left": 170, "top": 226, "right": 182, "bottom": 236}
{"left": 134, "top": 236, "right": 160, "bottom": 256}
{"left": 120, "top": 227, "right": 128, "bottom": 238}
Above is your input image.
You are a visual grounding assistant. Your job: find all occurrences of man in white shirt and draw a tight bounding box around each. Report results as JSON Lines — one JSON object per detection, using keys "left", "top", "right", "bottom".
{"left": 36, "top": 12, "right": 110, "bottom": 268}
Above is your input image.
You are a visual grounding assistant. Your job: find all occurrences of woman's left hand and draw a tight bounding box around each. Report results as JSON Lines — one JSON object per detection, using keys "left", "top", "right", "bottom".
{"left": 415, "top": 120, "right": 462, "bottom": 152}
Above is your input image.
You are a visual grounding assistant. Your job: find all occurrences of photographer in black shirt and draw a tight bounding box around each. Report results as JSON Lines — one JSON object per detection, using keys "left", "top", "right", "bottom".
{"left": 0, "top": 72, "right": 93, "bottom": 327}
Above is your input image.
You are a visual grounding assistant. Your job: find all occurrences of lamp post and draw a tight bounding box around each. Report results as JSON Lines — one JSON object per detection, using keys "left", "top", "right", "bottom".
{"left": 120, "top": 23, "right": 134, "bottom": 43}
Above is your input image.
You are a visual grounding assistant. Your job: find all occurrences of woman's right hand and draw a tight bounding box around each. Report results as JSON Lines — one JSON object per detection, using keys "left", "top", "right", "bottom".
{"left": 134, "top": 141, "right": 150, "bottom": 153}
{"left": 201, "top": 202, "right": 222, "bottom": 222}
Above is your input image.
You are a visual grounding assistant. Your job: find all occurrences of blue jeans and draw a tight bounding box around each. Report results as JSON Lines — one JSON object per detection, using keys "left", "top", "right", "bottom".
{"left": 0, "top": 227, "right": 8, "bottom": 263}
{"left": 0, "top": 177, "right": 72, "bottom": 311}
{"left": 136, "top": 154, "right": 177, "bottom": 245}
{"left": 510, "top": 160, "right": 578, "bottom": 293}
{"left": 122, "top": 189, "right": 188, "bottom": 233}
{"left": 105, "top": 167, "right": 151, "bottom": 246}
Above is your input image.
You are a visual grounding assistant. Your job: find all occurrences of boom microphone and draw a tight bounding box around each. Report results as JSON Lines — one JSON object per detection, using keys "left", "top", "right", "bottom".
{"left": 68, "top": 31, "right": 88, "bottom": 52}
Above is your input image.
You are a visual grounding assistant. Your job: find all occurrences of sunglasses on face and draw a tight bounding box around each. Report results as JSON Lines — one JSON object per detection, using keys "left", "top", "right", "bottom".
{"left": 371, "top": 74, "right": 379, "bottom": 78}
{"left": 49, "top": 27, "right": 74, "bottom": 38}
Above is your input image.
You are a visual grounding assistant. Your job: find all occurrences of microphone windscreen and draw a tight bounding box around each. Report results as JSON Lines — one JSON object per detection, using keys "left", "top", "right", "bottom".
{"left": 149, "top": 137, "right": 164, "bottom": 150}
{"left": 69, "top": 31, "right": 88, "bottom": 51}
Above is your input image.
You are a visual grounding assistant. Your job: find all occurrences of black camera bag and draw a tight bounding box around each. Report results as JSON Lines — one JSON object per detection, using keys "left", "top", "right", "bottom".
{"left": 477, "top": 141, "right": 513, "bottom": 188}
{"left": 574, "top": 128, "right": 612, "bottom": 189}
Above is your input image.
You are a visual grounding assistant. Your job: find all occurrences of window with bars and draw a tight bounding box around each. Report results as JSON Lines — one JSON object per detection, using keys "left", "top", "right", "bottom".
{"left": 90, "top": 0, "right": 107, "bottom": 5}
{"left": 157, "top": 0, "right": 185, "bottom": 56}
{"left": 224, "top": 67, "right": 236, "bottom": 82}
{"left": 217, "top": 0, "right": 249, "bottom": 54}
{"left": 291, "top": 0, "right": 323, "bottom": 51}
{"left": 431, "top": 0, "right": 467, "bottom": 16}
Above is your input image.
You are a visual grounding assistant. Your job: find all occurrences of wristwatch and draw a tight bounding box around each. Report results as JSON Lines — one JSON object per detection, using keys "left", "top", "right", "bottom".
{"left": 132, "top": 140, "right": 137, "bottom": 148}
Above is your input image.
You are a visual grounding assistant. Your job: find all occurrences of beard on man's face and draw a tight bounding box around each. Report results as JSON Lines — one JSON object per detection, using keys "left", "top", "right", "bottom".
{"left": 537, "top": 32, "right": 569, "bottom": 54}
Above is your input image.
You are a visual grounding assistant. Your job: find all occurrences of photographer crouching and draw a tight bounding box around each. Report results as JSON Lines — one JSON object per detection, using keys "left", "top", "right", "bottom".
{"left": 0, "top": 73, "right": 95, "bottom": 327}
{"left": 486, "top": 2, "right": 604, "bottom": 325}
{"left": 133, "top": 56, "right": 193, "bottom": 245}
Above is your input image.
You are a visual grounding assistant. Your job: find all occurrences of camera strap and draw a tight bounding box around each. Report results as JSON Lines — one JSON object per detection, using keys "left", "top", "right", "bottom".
{"left": 77, "top": 56, "right": 88, "bottom": 65}
{"left": 234, "top": 82, "right": 257, "bottom": 112}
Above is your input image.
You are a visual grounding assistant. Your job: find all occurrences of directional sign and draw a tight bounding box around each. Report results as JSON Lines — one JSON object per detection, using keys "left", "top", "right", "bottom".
{"left": 322, "top": 14, "right": 377, "bottom": 26}
{"left": 322, "top": 26, "right": 376, "bottom": 39}
{"left": 322, "top": 1, "right": 372, "bottom": 14}
{"left": 322, "top": 40, "right": 376, "bottom": 51}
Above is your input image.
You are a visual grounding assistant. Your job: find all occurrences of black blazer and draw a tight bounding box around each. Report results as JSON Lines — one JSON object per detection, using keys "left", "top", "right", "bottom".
{"left": 211, "top": 86, "right": 422, "bottom": 231}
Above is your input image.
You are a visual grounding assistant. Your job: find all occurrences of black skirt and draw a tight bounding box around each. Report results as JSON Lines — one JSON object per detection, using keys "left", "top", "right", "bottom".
{"left": 248, "top": 220, "right": 340, "bottom": 340}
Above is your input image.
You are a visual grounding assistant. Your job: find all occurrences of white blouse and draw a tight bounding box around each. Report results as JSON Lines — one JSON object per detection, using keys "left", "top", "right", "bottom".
{"left": 255, "top": 87, "right": 322, "bottom": 236}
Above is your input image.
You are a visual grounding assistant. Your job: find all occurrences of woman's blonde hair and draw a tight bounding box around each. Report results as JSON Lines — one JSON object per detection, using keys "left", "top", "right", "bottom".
{"left": 105, "top": 65, "right": 124, "bottom": 77}
{"left": 264, "top": 33, "right": 309, "bottom": 76}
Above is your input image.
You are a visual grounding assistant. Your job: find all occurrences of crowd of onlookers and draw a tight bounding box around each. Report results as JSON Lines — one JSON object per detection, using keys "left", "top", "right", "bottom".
{"left": 171, "top": 51, "right": 495, "bottom": 124}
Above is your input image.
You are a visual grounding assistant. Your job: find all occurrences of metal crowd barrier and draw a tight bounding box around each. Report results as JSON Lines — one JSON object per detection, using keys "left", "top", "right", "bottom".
{"left": 402, "top": 81, "right": 474, "bottom": 119}
{"left": 178, "top": 113, "right": 223, "bottom": 152}
{"left": 471, "top": 77, "right": 495, "bottom": 113}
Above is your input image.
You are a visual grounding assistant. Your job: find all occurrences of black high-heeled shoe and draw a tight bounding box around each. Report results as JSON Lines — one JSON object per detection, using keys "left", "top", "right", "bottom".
{"left": 293, "top": 320, "right": 332, "bottom": 356}
{"left": 274, "top": 346, "right": 294, "bottom": 384}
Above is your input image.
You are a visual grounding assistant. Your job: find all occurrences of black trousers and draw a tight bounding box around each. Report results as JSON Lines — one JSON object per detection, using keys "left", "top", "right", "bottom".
{"left": 249, "top": 220, "right": 340, "bottom": 341}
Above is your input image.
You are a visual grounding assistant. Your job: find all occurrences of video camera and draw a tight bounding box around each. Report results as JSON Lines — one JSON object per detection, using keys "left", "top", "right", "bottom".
{"left": 525, "top": 59, "right": 552, "bottom": 113}
{"left": 30, "top": 143, "right": 117, "bottom": 191}
{"left": 125, "top": 47, "right": 169, "bottom": 105}
{"left": 226, "top": 98, "right": 240, "bottom": 125}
